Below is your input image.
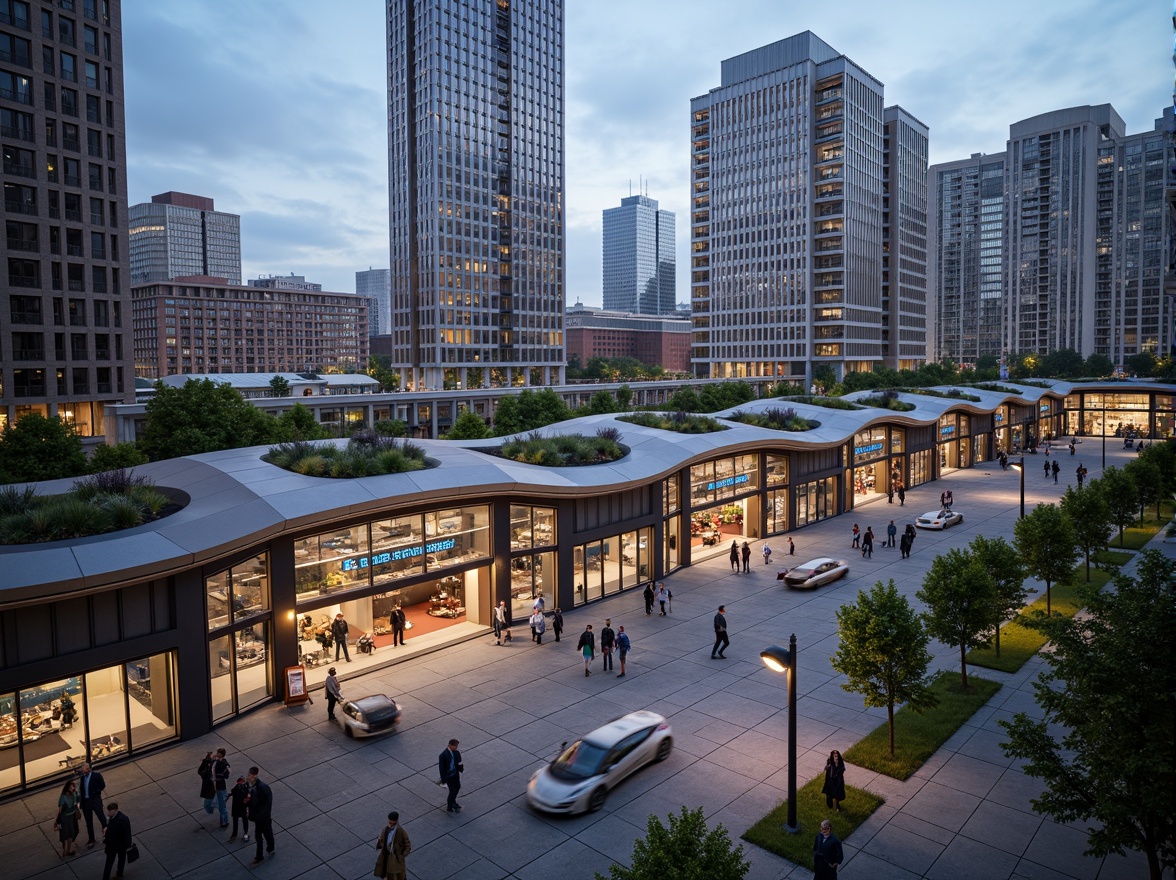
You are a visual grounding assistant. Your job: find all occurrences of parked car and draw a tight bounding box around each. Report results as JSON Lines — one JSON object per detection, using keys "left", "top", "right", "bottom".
{"left": 782, "top": 557, "right": 850, "bottom": 590}
{"left": 526, "top": 710, "right": 673, "bottom": 814}
{"left": 339, "top": 694, "right": 401, "bottom": 738}
{"left": 915, "top": 509, "right": 964, "bottom": 530}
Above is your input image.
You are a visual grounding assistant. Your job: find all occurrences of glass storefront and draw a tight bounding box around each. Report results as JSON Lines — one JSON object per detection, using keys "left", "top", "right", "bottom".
{"left": 908, "top": 448, "right": 933, "bottom": 487}
{"left": 210, "top": 623, "right": 271, "bottom": 724}
{"left": 797, "top": 476, "right": 837, "bottom": 525}
{"left": 937, "top": 415, "right": 970, "bottom": 472}
{"left": 0, "top": 653, "right": 178, "bottom": 794}
{"left": 573, "top": 526, "right": 653, "bottom": 607}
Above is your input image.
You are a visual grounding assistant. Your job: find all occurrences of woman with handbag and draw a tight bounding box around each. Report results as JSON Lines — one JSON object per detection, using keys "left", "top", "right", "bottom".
{"left": 374, "top": 811, "right": 411, "bottom": 879}
{"left": 54, "top": 778, "right": 82, "bottom": 857}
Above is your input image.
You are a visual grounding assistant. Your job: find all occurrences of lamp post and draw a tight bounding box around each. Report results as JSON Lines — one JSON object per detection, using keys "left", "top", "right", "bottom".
{"left": 1101, "top": 408, "right": 1106, "bottom": 470}
{"left": 1009, "top": 457, "right": 1026, "bottom": 519}
{"left": 761, "top": 636, "right": 799, "bottom": 834}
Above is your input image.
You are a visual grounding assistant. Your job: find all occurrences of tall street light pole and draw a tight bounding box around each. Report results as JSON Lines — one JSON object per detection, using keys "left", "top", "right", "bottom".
{"left": 1010, "top": 457, "right": 1026, "bottom": 519}
{"left": 761, "top": 636, "right": 799, "bottom": 834}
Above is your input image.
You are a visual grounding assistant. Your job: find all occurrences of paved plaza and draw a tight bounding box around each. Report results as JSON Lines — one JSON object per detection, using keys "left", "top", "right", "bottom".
{"left": 2, "top": 443, "right": 1162, "bottom": 880}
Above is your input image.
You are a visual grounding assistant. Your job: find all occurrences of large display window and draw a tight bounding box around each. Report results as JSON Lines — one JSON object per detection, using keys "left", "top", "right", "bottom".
{"left": 510, "top": 505, "right": 555, "bottom": 550}
{"left": 573, "top": 527, "right": 652, "bottom": 607}
{"left": 797, "top": 476, "right": 837, "bottom": 525}
{"left": 689, "top": 454, "right": 759, "bottom": 507}
{"left": 767, "top": 489, "right": 788, "bottom": 534}
{"left": 0, "top": 653, "right": 178, "bottom": 794}
{"left": 210, "top": 623, "right": 270, "bottom": 724}
{"left": 511, "top": 551, "right": 555, "bottom": 621}
{"left": 664, "top": 474, "right": 680, "bottom": 515}
{"left": 206, "top": 552, "right": 269, "bottom": 631}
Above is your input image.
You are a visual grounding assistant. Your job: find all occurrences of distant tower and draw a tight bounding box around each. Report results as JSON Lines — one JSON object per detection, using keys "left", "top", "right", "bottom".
{"left": 128, "top": 192, "right": 241, "bottom": 284}
{"left": 356, "top": 268, "right": 391, "bottom": 336}
{"left": 602, "top": 194, "right": 676, "bottom": 315}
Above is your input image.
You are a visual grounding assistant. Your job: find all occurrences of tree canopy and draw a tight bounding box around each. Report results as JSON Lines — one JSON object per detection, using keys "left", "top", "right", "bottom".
{"left": 139, "top": 379, "right": 281, "bottom": 461}
{"left": 493, "top": 388, "right": 571, "bottom": 435}
{"left": 918, "top": 548, "right": 998, "bottom": 689}
{"left": 446, "top": 410, "right": 490, "bottom": 440}
{"left": 595, "top": 806, "right": 749, "bottom": 880}
{"left": 968, "top": 535, "right": 1027, "bottom": 657}
{"left": 0, "top": 414, "right": 87, "bottom": 484}
{"left": 1096, "top": 466, "right": 1139, "bottom": 548}
{"left": 1013, "top": 502, "right": 1077, "bottom": 616}
{"left": 1059, "top": 484, "right": 1111, "bottom": 582}
{"left": 999, "top": 550, "right": 1176, "bottom": 880}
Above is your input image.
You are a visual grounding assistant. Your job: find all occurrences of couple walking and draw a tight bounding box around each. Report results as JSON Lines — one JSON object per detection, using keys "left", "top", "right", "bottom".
{"left": 575, "top": 619, "right": 631, "bottom": 677}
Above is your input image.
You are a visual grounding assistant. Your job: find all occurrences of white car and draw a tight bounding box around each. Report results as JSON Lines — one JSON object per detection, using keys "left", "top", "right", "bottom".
{"left": 526, "top": 711, "right": 673, "bottom": 814}
{"left": 782, "top": 557, "right": 850, "bottom": 590}
{"left": 340, "top": 694, "right": 401, "bottom": 738}
{"left": 915, "top": 508, "right": 964, "bottom": 530}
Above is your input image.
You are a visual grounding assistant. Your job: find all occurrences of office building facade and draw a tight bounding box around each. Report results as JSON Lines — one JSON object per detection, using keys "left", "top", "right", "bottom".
{"left": 128, "top": 191, "right": 241, "bottom": 285}
{"left": 881, "top": 106, "right": 929, "bottom": 371}
{"left": 1, "top": 0, "right": 131, "bottom": 436}
{"left": 356, "top": 267, "right": 390, "bottom": 336}
{"left": 386, "top": 0, "right": 565, "bottom": 392}
{"left": 564, "top": 303, "right": 691, "bottom": 374}
{"left": 690, "top": 32, "right": 923, "bottom": 384}
{"left": 602, "top": 194, "right": 675, "bottom": 315}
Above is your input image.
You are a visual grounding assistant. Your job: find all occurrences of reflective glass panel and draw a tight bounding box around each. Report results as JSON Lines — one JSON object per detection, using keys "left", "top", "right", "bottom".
{"left": 20, "top": 677, "right": 84, "bottom": 783}
{"left": 209, "top": 635, "right": 233, "bottom": 722}
{"left": 84, "top": 666, "right": 126, "bottom": 764}
{"left": 125, "top": 654, "right": 176, "bottom": 749}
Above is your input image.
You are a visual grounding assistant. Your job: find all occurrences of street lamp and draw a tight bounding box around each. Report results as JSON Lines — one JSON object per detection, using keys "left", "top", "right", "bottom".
{"left": 761, "top": 636, "right": 799, "bottom": 834}
{"left": 1009, "top": 456, "right": 1026, "bottom": 519}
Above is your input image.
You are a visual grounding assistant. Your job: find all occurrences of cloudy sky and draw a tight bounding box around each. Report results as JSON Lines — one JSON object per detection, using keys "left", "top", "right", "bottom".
{"left": 124, "top": 1, "right": 1166, "bottom": 304}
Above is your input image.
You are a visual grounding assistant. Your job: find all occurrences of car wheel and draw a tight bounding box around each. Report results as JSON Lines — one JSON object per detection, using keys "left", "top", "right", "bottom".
{"left": 343, "top": 724, "right": 354, "bottom": 738}
{"left": 588, "top": 786, "right": 608, "bottom": 812}
{"left": 655, "top": 737, "right": 673, "bottom": 762}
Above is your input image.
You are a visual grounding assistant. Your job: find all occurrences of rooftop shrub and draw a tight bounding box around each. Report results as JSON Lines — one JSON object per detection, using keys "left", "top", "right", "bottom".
{"left": 618, "top": 411, "right": 729, "bottom": 434}
{"left": 493, "top": 428, "right": 626, "bottom": 466}
{"left": 725, "top": 407, "right": 819, "bottom": 432}
{"left": 266, "top": 431, "right": 431, "bottom": 478}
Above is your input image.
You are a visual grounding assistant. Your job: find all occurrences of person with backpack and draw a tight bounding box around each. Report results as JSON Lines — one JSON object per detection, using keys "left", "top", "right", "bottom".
{"left": 615, "top": 626, "right": 631, "bottom": 678}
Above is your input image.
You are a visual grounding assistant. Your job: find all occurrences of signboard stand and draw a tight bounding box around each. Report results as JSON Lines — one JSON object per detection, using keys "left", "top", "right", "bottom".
{"left": 283, "top": 665, "right": 312, "bottom": 711}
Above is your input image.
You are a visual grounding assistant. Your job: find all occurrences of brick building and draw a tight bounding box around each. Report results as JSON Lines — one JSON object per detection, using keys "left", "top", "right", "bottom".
{"left": 564, "top": 304, "right": 691, "bottom": 374}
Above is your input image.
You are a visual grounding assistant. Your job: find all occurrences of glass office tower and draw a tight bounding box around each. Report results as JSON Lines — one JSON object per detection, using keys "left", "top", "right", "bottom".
{"left": 602, "top": 194, "right": 676, "bottom": 316}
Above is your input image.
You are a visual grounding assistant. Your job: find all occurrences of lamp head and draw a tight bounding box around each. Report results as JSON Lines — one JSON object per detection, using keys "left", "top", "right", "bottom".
{"left": 760, "top": 645, "right": 793, "bottom": 673}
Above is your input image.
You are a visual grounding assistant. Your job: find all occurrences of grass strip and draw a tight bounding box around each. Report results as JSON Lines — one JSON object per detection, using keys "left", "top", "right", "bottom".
{"left": 1092, "top": 549, "right": 1133, "bottom": 567}
{"left": 968, "top": 569, "right": 1111, "bottom": 673}
{"left": 1111, "top": 501, "right": 1174, "bottom": 551}
{"left": 842, "top": 671, "right": 1001, "bottom": 781}
{"left": 741, "top": 775, "right": 884, "bottom": 869}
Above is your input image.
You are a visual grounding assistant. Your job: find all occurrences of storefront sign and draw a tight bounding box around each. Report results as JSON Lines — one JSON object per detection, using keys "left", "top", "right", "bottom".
{"left": 1040, "top": 403, "right": 1051, "bottom": 412}
{"left": 706, "top": 474, "right": 749, "bottom": 492}
{"left": 939, "top": 425, "right": 956, "bottom": 437}
{"left": 342, "top": 537, "right": 457, "bottom": 571}
{"left": 994, "top": 412, "right": 1005, "bottom": 424}
{"left": 853, "top": 442, "right": 884, "bottom": 457}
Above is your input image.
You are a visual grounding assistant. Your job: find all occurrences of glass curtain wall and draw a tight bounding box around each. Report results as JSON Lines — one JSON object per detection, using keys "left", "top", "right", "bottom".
{"left": 206, "top": 553, "right": 272, "bottom": 724}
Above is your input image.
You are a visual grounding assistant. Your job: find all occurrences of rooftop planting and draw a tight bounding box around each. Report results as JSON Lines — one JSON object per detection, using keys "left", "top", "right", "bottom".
{"left": 618, "top": 411, "right": 729, "bottom": 434}
{"left": 774, "top": 394, "right": 863, "bottom": 411}
{"left": 905, "top": 388, "right": 984, "bottom": 403}
{"left": 266, "top": 430, "right": 432, "bottom": 477}
{"left": 492, "top": 428, "right": 626, "bottom": 466}
{"left": 856, "top": 390, "right": 917, "bottom": 412}
{"left": 725, "top": 407, "right": 819, "bottom": 432}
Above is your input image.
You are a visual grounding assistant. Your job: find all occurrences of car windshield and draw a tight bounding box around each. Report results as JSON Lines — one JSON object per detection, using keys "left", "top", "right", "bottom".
{"left": 550, "top": 739, "right": 609, "bottom": 780}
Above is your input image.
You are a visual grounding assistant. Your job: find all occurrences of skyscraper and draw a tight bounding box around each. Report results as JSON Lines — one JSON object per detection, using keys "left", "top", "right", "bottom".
{"left": 690, "top": 32, "right": 926, "bottom": 383}
{"left": 602, "top": 193, "right": 675, "bottom": 315}
{"left": 882, "top": 107, "right": 929, "bottom": 371}
{"left": 1, "top": 0, "right": 132, "bottom": 437}
{"left": 386, "top": 0, "right": 565, "bottom": 391}
{"left": 356, "top": 267, "right": 391, "bottom": 336}
{"left": 127, "top": 191, "right": 241, "bottom": 285}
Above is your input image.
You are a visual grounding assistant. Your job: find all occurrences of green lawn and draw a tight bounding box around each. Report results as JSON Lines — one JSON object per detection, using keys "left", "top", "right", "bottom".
{"left": 1092, "top": 549, "right": 1133, "bottom": 568}
{"left": 1110, "top": 500, "right": 1174, "bottom": 551}
{"left": 968, "top": 569, "right": 1111, "bottom": 673}
{"left": 841, "top": 672, "right": 1001, "bottom": 781}
{"left": 741, "top": 775, "right": 884, "bottom": 869}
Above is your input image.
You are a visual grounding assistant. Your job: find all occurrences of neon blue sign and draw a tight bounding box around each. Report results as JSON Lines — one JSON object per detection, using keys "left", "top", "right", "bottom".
{"left": 854, "top": 442, "right": 884, "bottom": 457}
{"left": 707, "top": 474, "right": 749, "bottom": 491}
{"left": 342, "top": 538, "right": 456, "bottom": 571}
{"left": 940, "top": 424, "right": 956, "bottom": 437}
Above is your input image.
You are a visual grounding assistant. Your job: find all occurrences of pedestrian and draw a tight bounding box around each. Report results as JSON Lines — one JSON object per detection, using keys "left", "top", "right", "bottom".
{"left": 656, "top": 581, "right": 668, "bottom": 616}
{"left": 940, "top": 489, "right": 948, "bottom": 509}
{"left": 532, "top": 592, "right": 546, "bottom": 614}
{"left": 729, "top": 540, "right": 740, "bottom": 572}
{"left": 530, "top": 607, "right": 546, "bottom": 644}
{"left": 822, "top": 750, "right": 846, "bottom": 811}
{"left": 198, "top": 750, "right": 216, "bottom": 817}
{"left": 711, "top": 606, "right": 729, "bottom": 659}
{"left": 552, "top": 607, "right": 563, "bottom": 642}
{"left": 1044, "top": 459, "right": 1051, "bottom": 479}
{"left": 213, "top": 747, "right": 231, "bottom": 829}
{"left": 762, "top": 543, "right": 772, "bottom": 565}
{"left": 887, "top": 484, "right": 894, "bottom": 504}
{"left": 375, "top": 811, "right": 412, "bottom": 880}
{"left": 600, "top": 618, "right": 616, "bottom": 672}
{"left": 332, "top": 613, "right": 351, "bottom": 662}
{"left": 899, "top": 531, "right": 911, "bottom": 558}
{"left": 227, "top": 775, "right": 250, "bottom": 842}
{"left": 100, "top": 802, "right": 132, "bottom": 880}
{"left": 54, "top": 778, "right": 82, "bottom": 858}
{"left": 576, "top": 624, "right": 596, "bottom": 676}
{"left": 492, "top": 600, "right": 505, "bottom": 645}
{"left": 886, "top": 520, "right": 897, "bottom": 548}
{"left": 812, "top": 819, "right": 844, "bottom": 880}
{"left": 531, "top": 595, "right": 544, "bottom": 640}
{"left": 851, "top": 524, "right": 860, "bottom": 548}
{"left": 904, "top": 523, "right": 916, "bottom": 556}
{"left": 741, "top": 541, "right": 751, "bottom": 572}
{"left": 861, "top": 527, "right": 873, "bottom": 558}
{"left": 246, "top": 767, "right": 275, "bottom": 863}
{"left": 945, "top": 490, "right": 953, "bottom": 508}
{"left": 788, "top": 537, "right": 795, "bottom": 556}
{"left": 438, "top": 739, "right": 464, "bottom": 812}
{"left": 898, "top": 483, "right": 906, "bottom": 506}
{"left": 1052, "top": 459, "right": 1059, "bottom": 483}
{"left": 77, "top": 762, "right": 107, "bottom": 849}
{"left": 1069, "top": 440, "right": 1076, "bottom": 455}
{"left": 325, "top": 667, "right": 343, "bottom": 722}
{"left": 643, "top": 583, "right": 655, "bottom": 615}
{"left": 616, "top": 625, "right": 631, "bottom": 678}
{"left": 503, "top": 601, "right": 514, "bottom": 642}
{"left": 391, "top": 604, "right": 406, "bottom": 646}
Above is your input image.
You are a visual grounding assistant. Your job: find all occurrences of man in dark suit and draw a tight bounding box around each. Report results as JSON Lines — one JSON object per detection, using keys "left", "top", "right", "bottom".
{"left": 78, "top": 762, "right": 107, "bottom": 847}
{"left": 438, "top": 739, "right": 463, "bottom": 813}
{"left": 813, "top": 819, "right": 844, "bottom": 879}
{"left": 247, "top": 766, "right": 275, "bottom": 863}
{"left": 391, "top": 604, "right": 407, "bottom": 646}
{"left": 101, "top": 802, "right": 131, "bottom": 880}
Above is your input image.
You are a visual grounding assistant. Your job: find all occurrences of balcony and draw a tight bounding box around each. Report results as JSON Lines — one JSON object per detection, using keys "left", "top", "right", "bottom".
{"left": 6, "top": 236, "right": 38, "bottom": 252}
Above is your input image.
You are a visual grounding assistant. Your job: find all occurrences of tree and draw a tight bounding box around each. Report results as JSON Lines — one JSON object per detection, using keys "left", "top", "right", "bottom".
{"left": 584, "top": 390, "right": 619, "bottom": 415}
{"left": 1097, "top": 466, "right": 1139, "bottom": 548}
{"left": 666, "top": 388, "right": 702, "bottom": 412}
{"left": 0, "top": 414, "right": 87, "bottom": 484}
{"left": 88, "top": 442, "right": 149, "bottom": 474}
{"left": 139, "top": 379, "right": 280, "bottom": 461}
{"left": 832, "top": 580, "right": 936, "bottom": 756}
{"left": 492, "top": 388, "right": 569, "bottom": 435}
{"left": 276, "top": 403, "right": 330, "bottom": 441}
{"left": 594, "top": 806, "right": 749, "bottom": 880}
{"left": 1125, "top": 351, "right": 1158, "bottom": 378}
{"left": 812, "top": 364, "right": 837, "bottom": 393}
{"left": 918, "top": 549, "right": 998, "bottom": 689}
{"left": 268, "top": 375, "right": 291, "bottom": 398}
{"left": 365, "top": 354, "right": 400, "bottom": 392}
{"left": 446, "top": 410, "right": 490, "bottom": 440}
{"left": 615, "top": 383, "right": 633, "bottom": 410}
{"left": 1013, "top": 503, "right": 1077, "bottom": 616}
{"left": 373, "top": 419, "right": 407, "bottom": 438}
{"left": 1140, "top": 442, "right": 1176, "bottom": 507}
{"left": 999, "top": 550, "right": 1176, "bottom": 880}
{"left": 968, "top": 535, "right": 1027, "bottom": 657}
{"left": 1125, "top": 457, "right": 1162, "bottom": 523}
{"left": 1059, "top": 484, "right": 1111, "bottom": 582}
{"left": 1084, "top": 353, "right": 1114, "bottom": 378}
{"left": 1041, "top": 348, "right": 1084, "bottom": 378}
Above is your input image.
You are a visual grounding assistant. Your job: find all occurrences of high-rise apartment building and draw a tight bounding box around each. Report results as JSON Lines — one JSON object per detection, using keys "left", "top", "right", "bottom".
{"left": 1, "top": 0, "right": 131, "bottom": 436}
{"left": 882, "top": 107, "right": 929, "bottom": 371}
{"left": 930, "top": 104, "right": 1172, "bottom": 366}
{"left": 356, "top": 267, "right": 390, "bottom": 335}
{"left": 128, "top": 191, "right": 241, "bottom": 285}
{"left": 602, "top": 194, "right": 675, "bottom": 315}
{"left": 690, "top": 32, "right": 926, "bottom": 383}
{"left": 386, "top": 0, "right": 565, "bottom": 391}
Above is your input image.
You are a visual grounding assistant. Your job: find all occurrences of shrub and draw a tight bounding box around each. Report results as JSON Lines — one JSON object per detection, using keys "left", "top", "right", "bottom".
{"left": 72, "top": 468, "right": 151, "bottom": 500}
{"left": 495, "top": 432, "right": 626, "bottom": 466}
{"left": 857, "top": 391, "right": 917, "bottom": 412}
{"left": 726, "top": 407, "right": 818, "bottom": 432}
{"left": 595, "top": 425, "right": 623, "bottom": 443}
{"left": 266, "top": 435, "right": 430, "bottom": 478}
{"left": 0, "top": 485, "right": 36, "bottom": 517}
{"left": 618, "top": 411, "right": 729, "bottom": 434}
